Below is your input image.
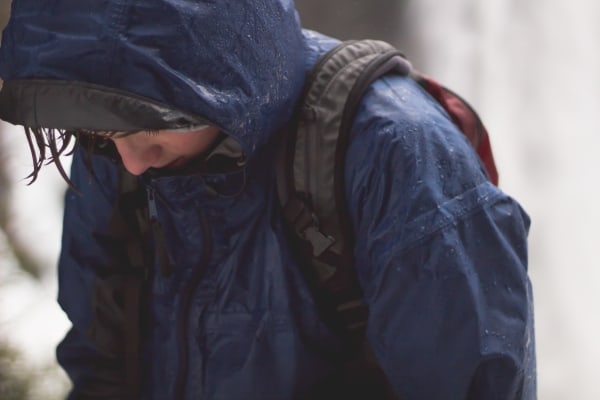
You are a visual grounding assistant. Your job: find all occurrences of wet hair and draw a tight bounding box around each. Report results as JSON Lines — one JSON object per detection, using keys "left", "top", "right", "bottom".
{"left": 22, "top": 126, "right": 123, "bottom": 187}
{"left": 23, "top": 126, "right": 197, "bottom": 187}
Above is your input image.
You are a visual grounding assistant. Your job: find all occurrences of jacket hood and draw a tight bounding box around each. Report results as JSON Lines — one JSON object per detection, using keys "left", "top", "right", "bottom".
{"left": 0, "top": 0, "right": 306, "bottom": 157}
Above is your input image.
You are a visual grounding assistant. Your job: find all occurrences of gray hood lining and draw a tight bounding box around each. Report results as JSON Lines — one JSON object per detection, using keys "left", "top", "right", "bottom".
{"left": 0, "top": 79, "right": 210, "bottom": 132}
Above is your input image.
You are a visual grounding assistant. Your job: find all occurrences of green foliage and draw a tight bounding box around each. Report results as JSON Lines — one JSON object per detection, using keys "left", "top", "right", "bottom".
{"left": 0, "top": 5, "right": 67, "bottom": 400}
{"left": 0, "top": 342, "right": 34, "bottom": 400}
{"left": 0, "top": 341, "right": 70, "bottom": 400}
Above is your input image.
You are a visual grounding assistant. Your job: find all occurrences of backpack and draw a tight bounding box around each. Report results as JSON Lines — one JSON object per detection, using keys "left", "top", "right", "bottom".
{"left": 275, "top": 39, "right": 498, "bottom": 343}
{"left": 111, "top": 39, "right": 498, "bottom": 397}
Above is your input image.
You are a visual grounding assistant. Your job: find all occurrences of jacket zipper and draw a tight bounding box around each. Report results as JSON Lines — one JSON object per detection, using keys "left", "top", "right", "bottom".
{"left": 173, "top": 210, "right": 213, "bottom": 400}
{"left": 146, "top": 186, "right": 172, "bottom": 277}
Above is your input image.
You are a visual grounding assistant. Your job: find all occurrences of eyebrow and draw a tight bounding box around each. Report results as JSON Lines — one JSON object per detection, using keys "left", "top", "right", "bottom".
{"left": 75, "top": 124, "right": 210, "bottom": 139}
{"left": 75, "top": 129, "right": 138, "bottom": 139}
{"left": 110, "top": 131, "right": 137, "bottom": 139}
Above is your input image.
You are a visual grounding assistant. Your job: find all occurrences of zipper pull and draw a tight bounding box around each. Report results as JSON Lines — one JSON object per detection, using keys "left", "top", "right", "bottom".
{"left": 146, "top": 186, "right": 172, "bottom": 277}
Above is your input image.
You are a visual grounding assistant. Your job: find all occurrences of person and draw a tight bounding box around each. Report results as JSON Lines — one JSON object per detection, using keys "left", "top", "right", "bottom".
{"left": 0, "top": 0, "right": 536, "bottom": 399}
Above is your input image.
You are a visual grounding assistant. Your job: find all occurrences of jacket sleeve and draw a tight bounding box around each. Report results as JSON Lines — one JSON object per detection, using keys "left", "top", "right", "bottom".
{"left": 56, "top": 146, "right": 132, "bottom": 399}
{"left": 346, "top": 77, "right": 536, "bottom": 400}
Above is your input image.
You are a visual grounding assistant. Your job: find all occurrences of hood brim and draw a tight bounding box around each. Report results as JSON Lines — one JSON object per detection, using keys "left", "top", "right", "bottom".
{"left": 0, "top": 79, "right": 209, "bottom": 132}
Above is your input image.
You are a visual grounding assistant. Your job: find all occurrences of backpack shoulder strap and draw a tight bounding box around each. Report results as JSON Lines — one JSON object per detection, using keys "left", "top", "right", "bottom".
{"left": 276, "top": 39, "right": 412, "bottom": 339}
{"left": 278, "top": 39, "right": 411, "bottom": 260}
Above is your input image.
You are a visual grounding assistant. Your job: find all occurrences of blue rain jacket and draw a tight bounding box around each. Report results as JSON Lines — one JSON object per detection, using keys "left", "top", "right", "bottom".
{"left": 0, "top": 1, "right": 536, "bottom": 399}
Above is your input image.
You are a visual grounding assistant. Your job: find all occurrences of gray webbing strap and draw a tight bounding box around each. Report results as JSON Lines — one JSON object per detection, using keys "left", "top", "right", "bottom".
{"left": 281, "top": 40, "right": 411, "bottom": 264}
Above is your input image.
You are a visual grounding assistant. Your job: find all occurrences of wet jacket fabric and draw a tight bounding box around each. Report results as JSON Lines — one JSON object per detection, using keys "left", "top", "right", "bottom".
{"left": 0, "top": 1, "right": 536, "bottom": 399}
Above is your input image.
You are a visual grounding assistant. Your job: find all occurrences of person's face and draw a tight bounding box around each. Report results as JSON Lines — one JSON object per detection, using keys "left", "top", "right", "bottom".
{"left": 111, "top": 126, "right": 221, "bottom": 175}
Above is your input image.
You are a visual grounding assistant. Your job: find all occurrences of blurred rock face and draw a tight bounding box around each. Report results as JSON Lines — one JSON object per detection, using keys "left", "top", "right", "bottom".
{"left": 296, "top": 0, "right": 404, "bottom": 46}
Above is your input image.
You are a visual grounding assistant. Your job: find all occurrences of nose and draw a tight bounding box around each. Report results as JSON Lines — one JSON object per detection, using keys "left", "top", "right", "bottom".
{"left": 112, "top": 135, "right": 161, "bottom": 176}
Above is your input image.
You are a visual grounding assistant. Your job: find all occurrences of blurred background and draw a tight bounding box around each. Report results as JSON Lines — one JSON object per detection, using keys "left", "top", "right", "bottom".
{"left": 1, "top": 0, "right": 599, "bottom": 399}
